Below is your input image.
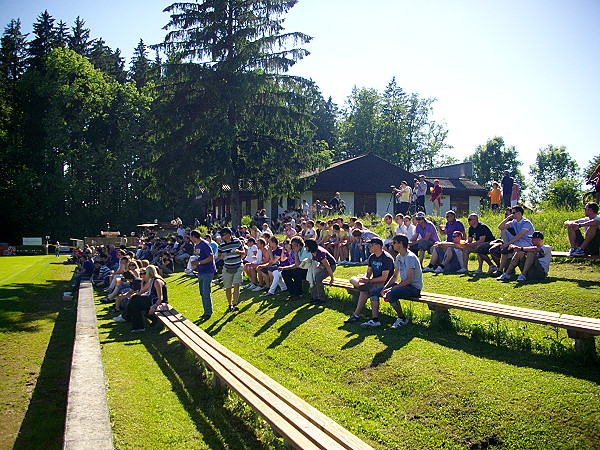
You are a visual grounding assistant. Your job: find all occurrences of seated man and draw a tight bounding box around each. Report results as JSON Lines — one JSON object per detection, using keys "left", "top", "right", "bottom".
{"left": 497, "top": 231, "right": 552, "bottom": 282}
{"left": 461, "top": 214, "right": 497, "bottom": 274}
{"left": 360, "top": 234, "right": 423, "bottom": 329}
{"left": 344, "top": 238, "right": 395, "bottom": 323}
{"left": 409, "top": 212, "right": 440, "bottom": 266}
{"left": 497, "top": 205, "right": 534, "bottom": 274}
{"left": 564, "top": 202, "right": 600, "bottom": 256}
{"left": 423, "top": 231, "right": 466, "bottom": 273}
{"left": 439, "top": 210, "right": 465, "bottom": 242}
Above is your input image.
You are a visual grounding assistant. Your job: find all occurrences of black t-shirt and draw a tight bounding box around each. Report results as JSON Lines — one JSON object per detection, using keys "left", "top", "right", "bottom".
{"left": 501, "top": 175, "right": 514, "bottom": 194}
{"left": 468, "top": 222, "right": 495, "bottom": 243}
{"left": 368, "top": 251, "right": 395, "bottom": 281}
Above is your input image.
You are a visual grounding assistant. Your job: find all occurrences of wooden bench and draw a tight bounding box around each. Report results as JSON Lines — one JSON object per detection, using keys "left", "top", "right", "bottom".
{"left": 156, "top": 307, "right": 373, "bottom": 450}
{"left": 328, "top": 278, "right": 600, "bottom": 358}
{"left": 551, "top": 251, "right": 600, "bottom": 259}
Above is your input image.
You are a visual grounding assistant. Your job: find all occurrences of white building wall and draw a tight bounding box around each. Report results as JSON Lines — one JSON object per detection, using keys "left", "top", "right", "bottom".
{"left": 376, "top": 193, "right": 395, "bottom": 218}
{"left": 423, "top": 195, "right": 450, "bottom": 216}
{"left": 468, "top": 196, "right": 481, "bottom": 214}
{"left": 339, "top": 192, "right": 354, "bottom": 216}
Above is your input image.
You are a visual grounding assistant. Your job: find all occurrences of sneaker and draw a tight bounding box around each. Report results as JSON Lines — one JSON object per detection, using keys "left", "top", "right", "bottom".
{"left": 344, "top": 315, "right": 361, "bottom": 324}
{"left": 184, "top": 269, "right": 193, "bottom": 275}
{"left": 486, "top": 265, "right": 498, "bottom": 275}
{"left": 361, "top": 319, "right": 381, "bottom": 328}
{"left": 422, "top": 266, "right": 435, "bottom": 273}
{"left": 456, "top": 268, "right": 468, "bottom": 274}
{"left": 131, "top": 328, "right": 145, "bottom": 333}
{"left": 391, "top": 316, "right": 409, "bottom": 328}
{"left": 517, "top": 274, "right": 527, "bottom": 282}
{"left": 245, "top": 283, "right": 256, "bottom": 290}
{"left": 252, "top": 285, "right": 265, "bottom": 291}
{"left": 112, "top": 315, "right": 126, "bottom": 323}
{"left": 434, "top": 266, "right": 444, "bottom": 273}
{"left": 571, "top": 248, "right": 586, "bottom": 256}
{"left": 228, "top": 304, "right": 239, "bottom": 312}
{"left": 568, "top": 247, "right": 576, "bottom": 256}
{"left": 496, "top": 273, "right": 511, "bottom": 281}
{"left": 473, "top": 268, "right": 483, "bottom": 274}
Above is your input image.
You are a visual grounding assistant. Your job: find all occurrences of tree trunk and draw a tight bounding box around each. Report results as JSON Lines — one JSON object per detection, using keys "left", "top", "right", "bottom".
{"left": 230, "top": 175, "right": 241, "bottom": 229}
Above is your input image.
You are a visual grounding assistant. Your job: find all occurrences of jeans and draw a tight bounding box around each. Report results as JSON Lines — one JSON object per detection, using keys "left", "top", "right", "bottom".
{"left": 370, "top": 284, "right": 421, "bottom": 306}
{"left": 198, "top": 272, "right": 214, "bottom": 316}
{"left": 350, "top": 242, "right": 366, "bottom": 262}
{"left": 311, "top": 263, "right": 336, "bottom": 301}
{"left": 281, "top": 268, "right": 307, "bottom": 296}
{"left": 127, "top": 294, "right": 154, "bottom": 330}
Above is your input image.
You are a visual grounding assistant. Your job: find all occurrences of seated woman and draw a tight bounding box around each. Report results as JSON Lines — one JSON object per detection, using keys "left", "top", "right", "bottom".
{"left": 280, "top": 236, "right": 311, "bottom": 301}
{"left": 304, "top": 239, "right": 336, "bottom": 305}
{"left": 112, "top": 265, "right": 168, "bottom": 332}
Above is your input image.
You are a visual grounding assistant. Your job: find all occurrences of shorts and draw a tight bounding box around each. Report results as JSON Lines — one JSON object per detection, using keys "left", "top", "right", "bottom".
{"left": 575, "top": 229, "right": 600, "bottom": 256}
{"left": 491, "top": 204, "right": 499, "bottom": 210}
{"left": 410, "top": 240, "right": 435, "bottom": 253}
{"left": 357, "top": 281, "right": 385, "bottom": 292}
{"left": 475, "top": 242, "right": 493, "bottom": 255}
{"left": 222, "top": 266, "right": 243, "bottom": 288}
{"left": 520, "top": 258, "right": 547, "bottom": 280}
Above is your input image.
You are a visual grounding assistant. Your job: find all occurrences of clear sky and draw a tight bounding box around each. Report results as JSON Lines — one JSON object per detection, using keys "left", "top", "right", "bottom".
{"left": 2, "top": 0, "right": 598, "bottom": 177}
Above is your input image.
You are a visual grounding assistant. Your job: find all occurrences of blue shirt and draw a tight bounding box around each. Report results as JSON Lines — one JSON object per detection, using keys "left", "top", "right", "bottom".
{"left": 195, "top": 240, "right": 216, "bottom": 274}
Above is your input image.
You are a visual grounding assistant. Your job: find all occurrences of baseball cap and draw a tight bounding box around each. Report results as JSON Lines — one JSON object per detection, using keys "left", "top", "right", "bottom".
{"left": 529, "top": 231, "right": 544, "bottom": 240}
{"left": 367, "top": 237, "right": 384, "bottom": 246}
{"left": 416, "top": 212, "right": 426, "bottom": 219}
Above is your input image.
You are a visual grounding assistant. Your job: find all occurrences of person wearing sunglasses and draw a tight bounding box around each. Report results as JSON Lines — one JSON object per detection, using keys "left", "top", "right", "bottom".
{"left": 408, "top": 212, "right": 440, "bottom": 267}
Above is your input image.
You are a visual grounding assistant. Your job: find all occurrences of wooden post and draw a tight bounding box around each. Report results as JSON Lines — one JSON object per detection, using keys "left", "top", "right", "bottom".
{"left": 428, "top": 304, "right": 452, "bottom": 327}
{"left": 567, "top": 329, "right": 597, "bottom": 362}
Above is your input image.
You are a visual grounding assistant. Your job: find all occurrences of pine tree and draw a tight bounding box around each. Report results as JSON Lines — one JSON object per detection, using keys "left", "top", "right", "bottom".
{"left": 130, "top": 39, "right": 150, "bottom": 89}
{"left": 68, "top": 17, "right": 91, "bottom": 56}
{"left": 54, "top": 20, "right": 69, "bottom": 48}
{"left": 152, "top": 0, "right": 329, "bottom": 226}
{"left": 29, "top": 10, "right": 57, "bottom": 70}
{"left": 0, "top": 19, "right": 29, "bottom": 84}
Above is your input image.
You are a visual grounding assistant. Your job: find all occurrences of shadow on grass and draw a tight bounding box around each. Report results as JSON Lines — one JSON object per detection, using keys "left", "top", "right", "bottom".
{"left": 7, "top": 281, "right": 76, "bottom": 450}
{"left": 99, "top": 317, "right": 274, "bottom": 449}
{"left": 322, "top": 288, "right": 600, "bottom": 382}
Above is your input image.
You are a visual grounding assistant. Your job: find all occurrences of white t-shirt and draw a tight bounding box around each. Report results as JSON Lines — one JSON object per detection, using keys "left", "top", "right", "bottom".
{"left": 394, "top": 250, "right": 423, "bottom": 290}
{"left": 395, "top": 224, "right": 416, "bottom": 241}
{"left": 304, "top": 228, "right": 317, "bottom": 240}
{"left": 576, "top": 215, "right": 600, "bottom": 231}
{"left": 536, "top": 244, "right": 552, "bottom": 274}
{"left": 244, "top": 244, "right": 258, "bottom": 263}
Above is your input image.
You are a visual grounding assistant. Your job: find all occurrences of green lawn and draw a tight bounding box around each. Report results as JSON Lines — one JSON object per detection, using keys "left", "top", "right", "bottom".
{"left": 3, "top": 255, "right": 600, "bottom": 449}
{"left": 99, "top": 260, "right": 600, "bottom": 449}
{"left": 0, "top": 255, "right": 76, "bottom": 450}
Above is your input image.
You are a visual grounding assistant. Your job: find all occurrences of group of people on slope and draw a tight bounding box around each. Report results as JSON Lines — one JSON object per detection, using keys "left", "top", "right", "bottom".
{"left": 393, "top": 175, "right": 442, "bottom": 216}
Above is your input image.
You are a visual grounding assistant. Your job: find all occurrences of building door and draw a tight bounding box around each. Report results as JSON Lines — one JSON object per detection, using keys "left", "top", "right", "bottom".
{"left": 354, "top": 192, "right": 376, "bottom": 216}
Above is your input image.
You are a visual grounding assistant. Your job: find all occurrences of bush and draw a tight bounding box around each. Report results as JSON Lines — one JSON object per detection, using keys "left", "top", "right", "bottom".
{"left": 542, "top": 179, "right": 582, "bottom": 210}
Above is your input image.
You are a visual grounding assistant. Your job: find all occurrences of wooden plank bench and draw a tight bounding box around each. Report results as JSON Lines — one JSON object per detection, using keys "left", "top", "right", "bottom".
{"left": 156, "top": 307, "right": 373, "bottom": 450}
{"left": 551, "top": 251, "right": 600, "bottom": 260}
{"left": 328, "top": 278, "right": 600, "bottom": 358}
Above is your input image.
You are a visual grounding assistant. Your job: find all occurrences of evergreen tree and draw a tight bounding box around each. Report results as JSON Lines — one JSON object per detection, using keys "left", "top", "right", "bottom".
{"left": 0, "top": 19, "right": 28, "bottom": 85}
{"left": 89, "top": 38, "right": 126, "bottom": 83}
{"left": 28, "top": 10, "right": 57, "bottom": 70}
{"left": 152, "top": 0, "right": 329, "bottom": 227}
{"left": 68, "top": 17, "right": 91, "bottom": 56}
{"left": 54, "top": 20, "right": 69, "bottom": 48}
{"left": 130, "top": 39, "right": 150, "bottom": 89}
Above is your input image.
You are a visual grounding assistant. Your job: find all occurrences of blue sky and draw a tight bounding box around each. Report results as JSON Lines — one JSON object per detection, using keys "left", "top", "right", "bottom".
{"left": 2, "top": 0, "right": 598, "bottom": 179}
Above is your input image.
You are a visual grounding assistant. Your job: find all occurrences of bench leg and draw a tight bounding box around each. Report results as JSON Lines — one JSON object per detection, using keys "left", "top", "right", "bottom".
{"left": 346, "top": 289, "right": 360, "bottom": 303}
{"left": 428, "top": 304, "right": 452, "bottom": 327}
{"left": 567, "top": 330, "right": 597, "bottom": 362}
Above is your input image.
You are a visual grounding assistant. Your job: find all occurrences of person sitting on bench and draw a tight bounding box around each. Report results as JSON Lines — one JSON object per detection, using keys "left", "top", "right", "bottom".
{"left": 344, "top": 237, "right": 395, "bottom": 323}
{"left": 564, "top": 202, "right": 600, "bottom": 256}
{"left": 360, "top": 234, "right": 423, "bottom": 329}
{"left": 423, "top": 231, "right": 466, "bottom": 274}
{"left": 497, "top": 231, "right": 552, "bottom": 282}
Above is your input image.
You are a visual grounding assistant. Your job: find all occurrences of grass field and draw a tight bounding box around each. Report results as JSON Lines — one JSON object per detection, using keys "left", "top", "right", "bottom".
{"left": 2, "top": 252, "right": 600, "bottom": 449}
{"left": 0, "top": 255, "right": 76, "bottom": 450}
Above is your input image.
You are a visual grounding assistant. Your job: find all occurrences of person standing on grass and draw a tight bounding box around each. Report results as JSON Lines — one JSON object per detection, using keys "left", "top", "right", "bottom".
{"left": 344, "top": 238, "right": 394, "bottom": 324}
{"left": 488, "top": 182, "right": 502, "bottom": 211}
{"left": 218, "top": 227, "right": 246, "bottom": 312}
{"left": 361, "top": 234, "right": 422, "bottom": 329}
{"left": 189, "top": 230, "right": 216, "bottom": 320}
{"left": 501, "top": 170, "right": 514, "bottom": 208}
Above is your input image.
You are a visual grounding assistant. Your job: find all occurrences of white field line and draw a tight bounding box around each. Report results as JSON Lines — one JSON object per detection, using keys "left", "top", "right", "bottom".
{"left": 0, "top": 257, "right": 48, "bottom": 285}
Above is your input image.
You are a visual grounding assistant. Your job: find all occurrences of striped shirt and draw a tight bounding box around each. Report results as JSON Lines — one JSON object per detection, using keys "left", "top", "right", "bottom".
{"left": 218, "top": 238, "right": 244, "bottom": 270}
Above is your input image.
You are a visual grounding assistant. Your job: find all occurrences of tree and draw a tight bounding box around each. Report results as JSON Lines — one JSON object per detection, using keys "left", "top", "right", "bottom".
{"left": 544, "top": 179, "right": 581, "bottom": 210}
{"left": 338, "top": 78, "right": 451, "bottom": 170}
{"left": 529, "top": 145, "right": 579, "bottom": 204}
{"left": 151, "top": 0, "right": 330, "bottom": 227}
{"left": 130, "top": 39, "right": 151, "bottom": 89}
{"left": 0, "top": 19, "right": 29, "bottom": 84}
{"left": 466, "top": 136, "right": 525, "bottom": 189}
{"left": 54, "top": 20, "right": 69, "bottom": 48}
{"left": 28, "top": 10, "right": 57, "bottom": 71}
{"left": 68, "top": 17, "right": 91, "bottom": 56}
{"left": 584, "top": 154, "right": 600, "bottom": 183}
{"left": 89, "top": 38, "right": 126, "bottom": 82}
